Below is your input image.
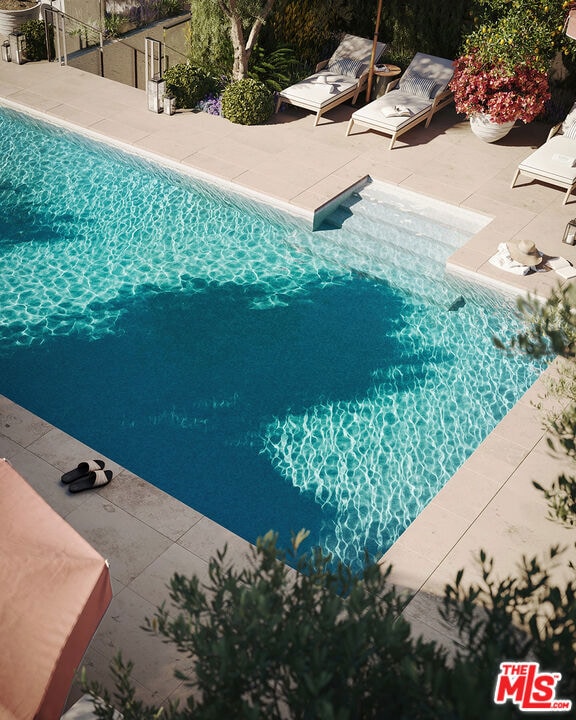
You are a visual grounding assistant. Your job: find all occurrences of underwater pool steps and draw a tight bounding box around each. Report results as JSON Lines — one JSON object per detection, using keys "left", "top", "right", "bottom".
{"left": 320, "top": 208, "right": 457, "bottom": 269}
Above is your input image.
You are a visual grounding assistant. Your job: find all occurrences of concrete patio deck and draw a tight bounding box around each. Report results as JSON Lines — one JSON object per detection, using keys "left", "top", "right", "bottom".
{"left": 1, "top": 58, "right": 575, "bottom": 713}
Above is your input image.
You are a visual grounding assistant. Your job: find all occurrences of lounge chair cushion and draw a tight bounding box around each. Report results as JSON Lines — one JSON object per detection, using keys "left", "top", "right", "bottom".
{"left": 519, "top": 135, "right": 576, "bottom": 183}
{"left": 350, "top": 52, "right": 453, "bottom": 132}
{"left": 280, "top": 71, "right": 359, "bottom": 109}
{"left": 398, "top": 72, "right": 438, "bottom": 99}
{"left": 277, "top": 33, "right": 386, "bottom": 122}
{"left": 369, "top": 90, "right": 431, "bottom": 128}
{"left": 347, "top": 53, "right": 454, "bottom": 148}
{"left": 563, "top": 122, "right": 576, "bottom": 139}
{"left": 327, "top": 33, "right": 378, "bottom": 67}
{"left": 326, "top": 57, "right": 368, "bottom": 78}
{"left": 381, "top": 104, "right": 414, "bottom": 118}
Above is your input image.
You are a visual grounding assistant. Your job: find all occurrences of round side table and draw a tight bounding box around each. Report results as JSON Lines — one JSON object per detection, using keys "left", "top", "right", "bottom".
{"left": 371, "top": 64, "right": 401, "bottom": 99}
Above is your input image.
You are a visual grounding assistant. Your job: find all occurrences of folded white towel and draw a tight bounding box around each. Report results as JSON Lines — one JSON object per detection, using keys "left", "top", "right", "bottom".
{"left": 381, "top": 104, "right": 413, "bottom": 118}
{"left": 552, "top": 153, "right": 576, "bottom": 166}
{"left": 488, "top": 242, "right": 531, "bottom": 275}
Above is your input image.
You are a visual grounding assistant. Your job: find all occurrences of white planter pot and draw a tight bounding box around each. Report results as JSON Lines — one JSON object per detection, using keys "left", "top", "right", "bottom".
{"left": 0, "top": 2, "right": 42, "bottom": 36}
{"left": 469, "top": 114, "right": 515, "bottom": 143}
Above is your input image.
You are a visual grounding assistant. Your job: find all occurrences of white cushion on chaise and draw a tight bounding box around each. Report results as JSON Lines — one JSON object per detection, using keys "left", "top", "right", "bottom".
{"left": 345, "top": 52, "right": 454, "bottom": 149}
{"left": 276, "top": 34, "right": 387, "bottom": 126}
{"left": 511, "top": 107, "right": 576, "bottom": 204}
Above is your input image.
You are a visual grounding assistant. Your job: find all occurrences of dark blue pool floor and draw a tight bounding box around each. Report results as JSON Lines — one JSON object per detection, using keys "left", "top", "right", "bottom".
{"left": 3, "top": 277, "right": 411, "bottom": 559}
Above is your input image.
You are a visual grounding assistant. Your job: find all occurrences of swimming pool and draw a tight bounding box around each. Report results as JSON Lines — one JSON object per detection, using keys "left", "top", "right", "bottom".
{"left": 0, "top": 106, "right": 542, "bottom": 569}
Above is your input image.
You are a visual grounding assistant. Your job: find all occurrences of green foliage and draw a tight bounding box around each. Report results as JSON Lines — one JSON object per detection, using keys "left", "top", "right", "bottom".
{"left": 269, "top": 0, "right": 354, "bottom": 67}
{"left": 187, "top": 0, "right": 570, "bottom": 89}
{"left": 103, "top": 14, "right": 124, "bottom": 38}
{"left": 127, "top": 0, "right": 188, "bottom": 27}
{"left": 160, "top": 0, "right": 188, "bottom": 17}
{"left": 535, "top": 472, "right": 576, "bottom": 526}
{"left": 80, "top": 661, "right": 164, "bottom": 720}
{"left": 21, "top": 19, "right": 52, "bottom": 62}
{"left": 536, "top": 356, "right": 576, "bottom": 526}
{"left": 187, "top": 0, "right": 474, "bottom": 87}
{"left": 187, "top": 0, "right": 278, "bottom": 80}
{"left": 163, "top": 62, "right": 217, "bottom": 109}
{"left": 539, "top": 354, "right": 576, "bottom": 478}
{"left": 495, "top": 283, "right": 576, "bottom": 529}
{"left": 215, "top": 0, "right": 280, "bottom": 79}
{"left": 464, "top": 0, "right": 575, "bottom": 74}
{"left": 378, "top": 0, "right": 472, "bottom": 69}
{"left": 221, "top": 77, "right": 273, "bottom": 124}
{"left": 83, "top": 529, "right": 576, "bottom": 718}
{"left": 187, "top": 0, "right": 233, "bottom": 76}
{"left": 495, "top": 283, "right": 576, "bottom": 359}
{"left": 84, "top": 531, "right": 453, "bottom": 718}
{"left": 268, "top": 0, "right": 472, "bottom": 71}
{"left": 247, "top": 45, "right": 300, "bottom": 91}
{"left": 442, "top": 545, "right": 576, "bottom": 708}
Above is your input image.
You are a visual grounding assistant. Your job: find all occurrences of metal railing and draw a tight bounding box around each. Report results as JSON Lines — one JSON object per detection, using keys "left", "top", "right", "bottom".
{"left": 41, "top": 6, "right": 189, "bottom": 89}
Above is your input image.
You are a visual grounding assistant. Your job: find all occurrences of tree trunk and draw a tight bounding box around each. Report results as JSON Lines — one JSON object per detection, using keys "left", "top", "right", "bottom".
{"left": 216, "top": 0, "right": 277, "bottom": 81}
{"left": 229, "top": 11, "right": 247, "bottom": 80}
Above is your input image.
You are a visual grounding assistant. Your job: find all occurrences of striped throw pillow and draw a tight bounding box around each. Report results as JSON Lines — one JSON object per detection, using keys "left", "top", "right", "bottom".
{"left": 326, "top": 57, "right": 367, "bottom": 78}
{"left": 398, "top": 73, "right": 438, "bottom": 99}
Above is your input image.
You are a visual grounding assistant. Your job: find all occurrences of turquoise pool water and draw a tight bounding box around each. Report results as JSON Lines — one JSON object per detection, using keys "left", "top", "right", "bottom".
{"left": 0, "top": 106, "right": 542, "bottom": 569}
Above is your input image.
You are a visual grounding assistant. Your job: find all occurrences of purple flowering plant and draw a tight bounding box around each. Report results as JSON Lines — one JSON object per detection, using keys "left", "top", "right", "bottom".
{"left": 196, "top": 93, "right": 223, "bottom": 116}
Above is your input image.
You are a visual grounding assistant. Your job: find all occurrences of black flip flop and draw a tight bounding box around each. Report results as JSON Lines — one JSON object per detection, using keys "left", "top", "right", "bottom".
{"left": 61, "top": 459, "right": 105, "bottom": 484}
{"left": 68, "top": 469, "right": 113, "bottom": 494}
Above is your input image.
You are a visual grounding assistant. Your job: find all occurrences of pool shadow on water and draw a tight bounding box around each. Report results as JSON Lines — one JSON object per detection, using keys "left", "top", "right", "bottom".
{"left": 117, "top": 279, "right": 422, "bottom": 436}
{"left": 1, "top": 278, "right": 424, "bottom": 556}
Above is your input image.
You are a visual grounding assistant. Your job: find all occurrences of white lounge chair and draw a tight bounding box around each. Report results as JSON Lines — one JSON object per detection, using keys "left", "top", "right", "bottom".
{"left": 345, "top": 52, "right": 454, "bottom": 149}
{"left": 276, "top": 34, "right": 387, "bottom": 127}
{"left": 511, "top": 101, "right": 576, "bottom": 204}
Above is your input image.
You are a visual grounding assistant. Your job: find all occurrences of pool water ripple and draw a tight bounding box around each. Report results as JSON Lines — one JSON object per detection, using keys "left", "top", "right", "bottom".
{"left": 0, "top": 106, "right": 543, "bottom": 569}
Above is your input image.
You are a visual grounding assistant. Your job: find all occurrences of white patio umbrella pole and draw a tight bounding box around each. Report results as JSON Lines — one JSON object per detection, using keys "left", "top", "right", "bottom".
{"left": 366, "top": 0, "right": 384, "bottom": 102}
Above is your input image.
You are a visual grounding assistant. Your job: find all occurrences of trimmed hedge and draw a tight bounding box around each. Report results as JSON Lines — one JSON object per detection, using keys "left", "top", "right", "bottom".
{"left": 221, "top": 78, "right": 274, "bottom": 125}
{"left": 163, "top": 63, "right": 217, "bottom": 109}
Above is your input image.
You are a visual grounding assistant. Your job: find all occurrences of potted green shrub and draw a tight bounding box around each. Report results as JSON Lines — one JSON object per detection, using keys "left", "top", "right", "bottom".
{"left": 450, "top": 0, "right": 570, "bottom": 142}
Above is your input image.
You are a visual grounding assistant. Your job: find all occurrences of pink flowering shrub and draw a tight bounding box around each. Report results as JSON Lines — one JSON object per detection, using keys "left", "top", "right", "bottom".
{"left": 450, "top": 52, "right": 551, "bottom": 124}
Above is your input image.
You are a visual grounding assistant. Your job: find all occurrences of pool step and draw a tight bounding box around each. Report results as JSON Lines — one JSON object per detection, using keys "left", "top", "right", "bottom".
{"left": 290, "top": 230, "right": 455, "bottom": 305}
{"left": 337, "top": 192, "right": 469, "bottom": 250}
{"left": 320, "top": 205, "right": 457, "bottom": 268}
{"left": 316, "top": 207, "right": 448, "bottom": 285}
{"left": 353, "top": 181, "right": 490, "bottom": 235}
{"left": 307, "top": 186, "right": 486, "bottom": 304}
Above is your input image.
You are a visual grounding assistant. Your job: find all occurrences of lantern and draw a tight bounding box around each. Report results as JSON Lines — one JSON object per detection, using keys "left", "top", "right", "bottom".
{"left": 562, "top": 218, "right": 576, "bottom": 245}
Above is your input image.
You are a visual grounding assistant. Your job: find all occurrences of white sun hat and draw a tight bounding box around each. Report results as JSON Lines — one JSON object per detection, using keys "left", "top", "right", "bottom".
{"left": 506, "top": 238, "right": 543, "bottom": 266}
